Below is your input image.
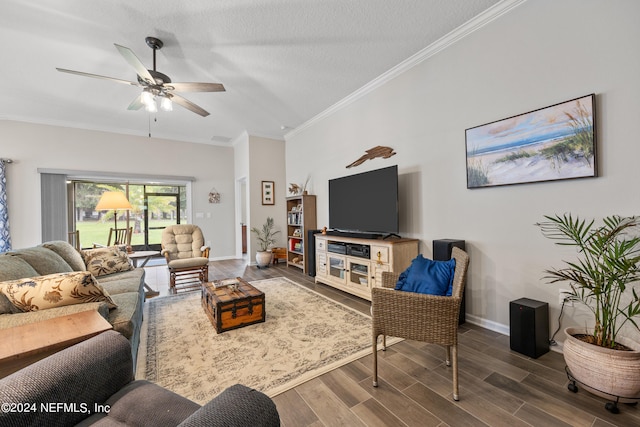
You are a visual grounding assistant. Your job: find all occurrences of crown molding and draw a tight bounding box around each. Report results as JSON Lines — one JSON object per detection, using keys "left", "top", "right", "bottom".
{"left": 0, "top": 115, "right": 230, "bottom": 147}
{"left": 286, "top": 0, "right": 526, "bottom": 140}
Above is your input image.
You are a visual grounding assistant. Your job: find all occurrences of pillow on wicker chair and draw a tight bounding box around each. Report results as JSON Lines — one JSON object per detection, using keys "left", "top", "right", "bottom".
{"left": 395, "top": 255, "right": 456, "bottom": 296}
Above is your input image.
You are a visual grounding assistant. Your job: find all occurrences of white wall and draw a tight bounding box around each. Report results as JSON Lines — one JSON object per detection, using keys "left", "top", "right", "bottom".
{"left": 1, "top": 120, "right": 236, "bottom": 258}
{"left": 285, "top": 0, "right": 640, "bottom": 343}
{"left": 233, "top": 131, "right": 250, "bottom": 258}
{"left": 247, "top": 135, "right": 286, "bottom": 262}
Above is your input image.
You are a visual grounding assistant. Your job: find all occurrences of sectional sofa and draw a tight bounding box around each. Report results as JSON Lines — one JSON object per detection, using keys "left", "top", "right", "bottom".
{"left": 0, "top": 240, "right": 145, "bottom": 365}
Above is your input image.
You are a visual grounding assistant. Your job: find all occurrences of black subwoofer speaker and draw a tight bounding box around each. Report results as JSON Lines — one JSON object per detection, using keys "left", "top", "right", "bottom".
{"left": 306, "top": 229, "right": 321, "bottom": 277}
{"left": 509, "top": 298, "right": 549, "bottom": 358}
{"left": 433, "top": 239, "right": 466, "bottom": 324}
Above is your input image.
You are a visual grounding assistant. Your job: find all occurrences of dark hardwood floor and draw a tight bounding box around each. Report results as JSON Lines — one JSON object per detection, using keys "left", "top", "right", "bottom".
{"left": 144, "top": 258, "right": 640, "bottom": 427}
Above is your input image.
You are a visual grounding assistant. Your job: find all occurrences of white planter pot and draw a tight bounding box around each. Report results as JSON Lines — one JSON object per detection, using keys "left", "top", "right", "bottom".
{"left": 255, "top": 251, "right": 272, "bottom": 268}
{"left": 564, "top": 327, "right": 640, "bottom": 400}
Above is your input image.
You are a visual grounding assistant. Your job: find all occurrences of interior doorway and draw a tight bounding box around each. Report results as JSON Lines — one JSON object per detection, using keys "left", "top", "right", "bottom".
{"left": 144, "top": 189, "right": 184, "bottom": 251}
{"left": 236, "top": 177, "right": 248, "bottom": 259}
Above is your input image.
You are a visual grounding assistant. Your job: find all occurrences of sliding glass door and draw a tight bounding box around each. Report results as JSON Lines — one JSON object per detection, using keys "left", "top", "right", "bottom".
{"left": 144, "top": 186, "right": 185, "bottom": 251}
{"left": 70, "top": 181, "right": 186, "bottom": 250}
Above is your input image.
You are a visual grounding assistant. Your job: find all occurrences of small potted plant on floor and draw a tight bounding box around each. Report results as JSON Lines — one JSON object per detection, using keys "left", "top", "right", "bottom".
{"left": 251, "top": 217, "right": 280, "bottom": 268}
{"left": 537, "top": 214, "right": 640, "bottom": 406}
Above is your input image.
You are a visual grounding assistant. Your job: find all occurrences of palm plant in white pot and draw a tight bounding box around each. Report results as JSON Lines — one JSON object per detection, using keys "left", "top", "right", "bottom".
{"left": 537, "top": 214, "right": 640, "bottom": 408}
{"left": 251, "top": 217, "right": 280, "bottom": 268}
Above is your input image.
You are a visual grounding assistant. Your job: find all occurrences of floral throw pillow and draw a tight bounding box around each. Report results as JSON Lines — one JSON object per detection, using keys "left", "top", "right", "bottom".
{"left": 81, "top": 247, "right": 133, "bottom": 277}
{"left": 0, "top": 271, "right": 117, "bottom": 312}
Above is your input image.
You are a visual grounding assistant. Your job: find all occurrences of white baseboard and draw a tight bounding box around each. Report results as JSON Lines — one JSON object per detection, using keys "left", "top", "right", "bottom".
{"left": 465, "top": 313, "right": 510, "bottom": 336}
{"left": 464, "top": 313, "right": 564, "bottom": 354}
{"left": 209, "top": 255, "right": 238, "bottom": 261}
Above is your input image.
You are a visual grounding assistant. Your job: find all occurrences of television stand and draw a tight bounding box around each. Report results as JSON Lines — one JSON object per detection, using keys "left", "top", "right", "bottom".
{"left": 314, "top": 233, "right": 418, "bottom": 301}
{"left": 326, "top": 230, "right": 382, "bottom": 240}
{"left": 382, "top": 233, "right": 401, "bottom": 240}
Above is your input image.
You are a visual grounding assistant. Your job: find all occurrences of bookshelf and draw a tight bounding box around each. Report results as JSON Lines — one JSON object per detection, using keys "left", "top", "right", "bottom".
{"left": 286, "top": 194, "right": 317, "bottom": 274}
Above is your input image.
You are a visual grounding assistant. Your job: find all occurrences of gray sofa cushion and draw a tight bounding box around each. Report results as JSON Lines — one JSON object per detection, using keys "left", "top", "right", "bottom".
{"left": 6, "top": 247, "right": 73, "bottom": 275}
{"left": 41, "top": 240, "right": 86, "bottom": 271}
{"left": 78, "top": 380, "right": 201, "bottom": 426}
{"left": 0, "top": 255, "right": 38, "bottom": 281}
{"left": 107, "top": 292, "right": 141, "bottom": 340}
{"left": 97, "top": 269, "right": 145, "bottom": 295}
{"left": 179, "top": 384, "right": 281, "bottom": 427}
{"left": 0, "top": 292, "right": 19, "bottom": 315}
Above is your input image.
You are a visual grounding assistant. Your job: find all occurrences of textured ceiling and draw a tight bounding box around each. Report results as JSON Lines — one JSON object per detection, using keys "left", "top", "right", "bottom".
{"left": 0, "top": 0, "right": 502, "bottom": 145}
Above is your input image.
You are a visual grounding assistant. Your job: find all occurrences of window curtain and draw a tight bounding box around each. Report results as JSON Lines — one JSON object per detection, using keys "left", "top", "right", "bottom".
{"left": 0, "top": 159, "right": 11, "bottom": 252}
{"left": 40, "top": 173, "right": 68, "bottom": 242}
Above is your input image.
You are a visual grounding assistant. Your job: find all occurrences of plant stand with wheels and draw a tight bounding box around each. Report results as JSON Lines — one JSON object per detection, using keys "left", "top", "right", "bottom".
{"left": 565, "top": 366, "right": 639, "bottom": 414}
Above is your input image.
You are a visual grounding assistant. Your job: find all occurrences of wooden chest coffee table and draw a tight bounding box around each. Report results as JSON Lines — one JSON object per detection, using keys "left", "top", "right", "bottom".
{"left": 201, "top": 277, "right": 265, "bottom": 333}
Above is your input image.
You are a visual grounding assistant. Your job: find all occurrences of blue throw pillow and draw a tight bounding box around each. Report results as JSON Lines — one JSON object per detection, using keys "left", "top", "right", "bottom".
{"left": 395, "top": 255, "right": 456, "bottom": 296}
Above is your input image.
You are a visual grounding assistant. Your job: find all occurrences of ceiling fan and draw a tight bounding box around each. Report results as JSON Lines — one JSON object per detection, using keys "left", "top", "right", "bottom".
{"left": 56, "top": 36, "right": 225, "bottom": 117}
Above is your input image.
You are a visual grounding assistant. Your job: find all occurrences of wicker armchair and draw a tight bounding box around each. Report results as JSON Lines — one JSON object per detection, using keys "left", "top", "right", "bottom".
{"left": 371, "top": 246, "right": 469, "bottom": 400}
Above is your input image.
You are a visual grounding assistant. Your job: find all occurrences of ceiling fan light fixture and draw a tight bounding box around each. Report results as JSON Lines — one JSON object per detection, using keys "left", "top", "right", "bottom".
{"left": 160, "top": 96, "right": 173, "bottom": 112}
{"left": 141, "top": 90, "right": 154, "bottom": 107}
{"left": 145, "top": 100, "right": 158, "bottom": 113}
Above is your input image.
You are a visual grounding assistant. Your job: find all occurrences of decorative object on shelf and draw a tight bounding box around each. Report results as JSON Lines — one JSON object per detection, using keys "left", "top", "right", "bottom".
{"left": 208, "top": 187, "right": 221, "bottom": 204}
{"left": 467, "top": 94, "right": 596, "bottom": 189}
{"left": 288, "top": 176, "right": 311, "bottom": 195}
{"left": 346, "top": 146, "right": 396, "bottom": 168}
{"left": 251, "top": 217, "right": 280, "bottom": 268}
{"left": 288, "top": 183, "right": 301, "bottom": 195}
{"left": 537, "top": 214, "right": 640, "bottom": 411}
{"left": 321, "top": 226, "right": 327, "bottom": 235}
{"left": 261, "top": 181, "right": 275, "bottom": 205}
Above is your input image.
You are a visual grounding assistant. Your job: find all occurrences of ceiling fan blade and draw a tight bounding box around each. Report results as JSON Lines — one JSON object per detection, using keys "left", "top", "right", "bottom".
{"left": 171, "top": 94, "right": 210, "bottom": 117}
{"left": 56, "top": 68, "right": 139, "bottom": 86}
{"left": 114, "top": 44, "right": 155, "bottom": 84}
{"left": 127, "top": 94, "right": 144, "bottom": 110}
{"left": 167, "top": 82, "right": 225, "bottom": 92}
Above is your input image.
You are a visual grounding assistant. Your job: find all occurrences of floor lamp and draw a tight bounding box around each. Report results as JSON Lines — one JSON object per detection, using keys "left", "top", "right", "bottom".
{"left": 95, "top": 191, "right": 132, "bottom": 244}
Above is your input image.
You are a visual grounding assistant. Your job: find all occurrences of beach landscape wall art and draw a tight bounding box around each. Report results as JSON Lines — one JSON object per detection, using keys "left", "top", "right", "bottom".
{"left": 465, "top": 94, "right": 596, "bottom": 189}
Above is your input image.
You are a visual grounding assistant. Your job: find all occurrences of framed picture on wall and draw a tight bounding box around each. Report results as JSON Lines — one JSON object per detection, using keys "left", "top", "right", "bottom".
{"left": 261, "top": 181, "right": 275, "bottom": 205}
{"left": 465, "top": 94, "right": 597, "bottom": 188}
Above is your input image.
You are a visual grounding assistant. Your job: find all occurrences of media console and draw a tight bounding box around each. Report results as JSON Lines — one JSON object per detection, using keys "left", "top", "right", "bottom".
{"left": 315, "top": 234, "right": 419, "bottom": 301}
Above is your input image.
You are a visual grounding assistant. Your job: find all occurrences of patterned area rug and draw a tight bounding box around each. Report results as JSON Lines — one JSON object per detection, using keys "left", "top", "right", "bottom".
{"left": 140, "top": 277, "right": 392, "bottom": 404}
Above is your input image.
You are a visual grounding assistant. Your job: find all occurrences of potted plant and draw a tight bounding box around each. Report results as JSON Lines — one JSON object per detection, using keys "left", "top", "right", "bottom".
{"left": 251, "top": 217, "right": 280, "bottom": 268}
{"left": 537, "top": 214, "right": 640, "bottom": 404}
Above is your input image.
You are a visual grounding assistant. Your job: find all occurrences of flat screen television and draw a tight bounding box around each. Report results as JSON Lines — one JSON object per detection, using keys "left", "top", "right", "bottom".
{"left": 328, "top": 165, "right": 399, "bottom": 236}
